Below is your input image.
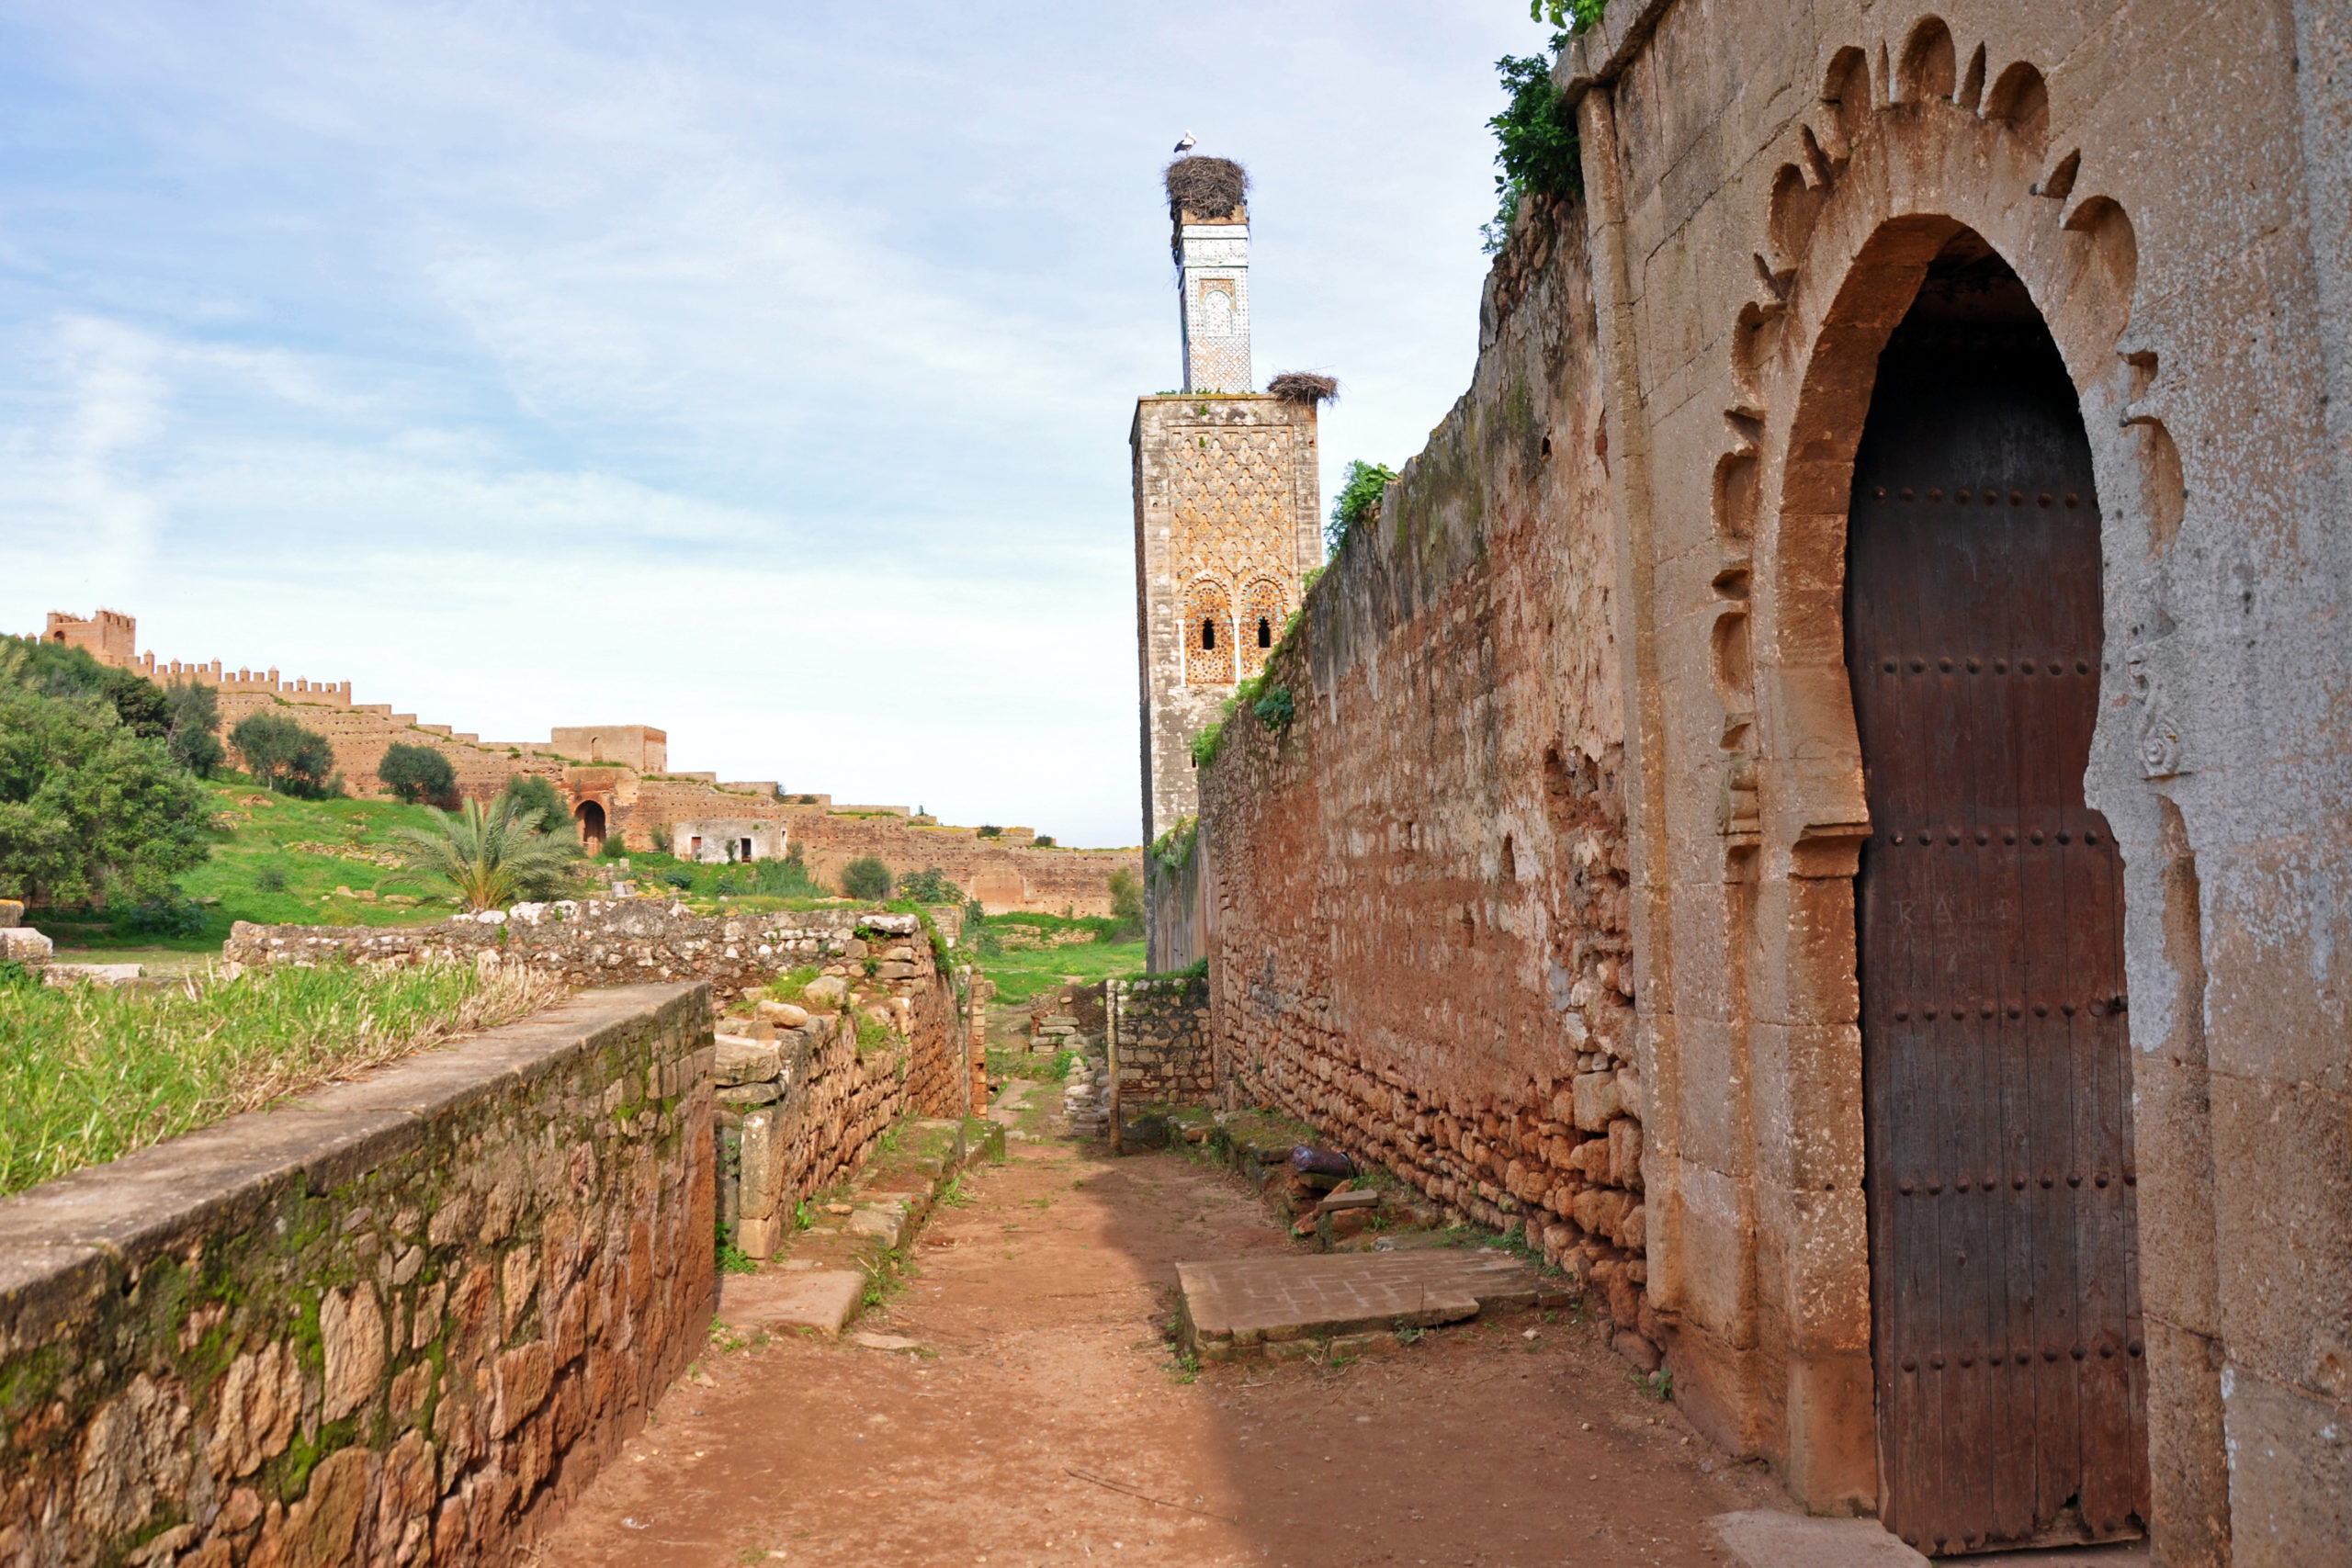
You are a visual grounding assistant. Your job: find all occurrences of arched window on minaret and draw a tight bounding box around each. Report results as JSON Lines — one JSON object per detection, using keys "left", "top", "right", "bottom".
{"left": 1184, "top": 580, "right": 1234, "bottom": 685}
{"left": 1239, "top": 578, "right": 1284, "bottom": 676}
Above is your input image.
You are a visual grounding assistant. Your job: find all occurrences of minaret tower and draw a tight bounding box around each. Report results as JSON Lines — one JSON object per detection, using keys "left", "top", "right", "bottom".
{"left": 1130, "top": 152, "right": 1326, "bottom": 886}
{"left": 1173, "top": 163, "right": 1251, "bottom": 392}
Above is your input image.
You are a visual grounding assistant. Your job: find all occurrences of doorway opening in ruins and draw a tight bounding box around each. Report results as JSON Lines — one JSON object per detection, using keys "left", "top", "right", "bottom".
{"left": 576, "top": 799, "right": 607, "bottom": 850}
{"left": 1845, "top": 231, "right": 2147, "bottom": 1556}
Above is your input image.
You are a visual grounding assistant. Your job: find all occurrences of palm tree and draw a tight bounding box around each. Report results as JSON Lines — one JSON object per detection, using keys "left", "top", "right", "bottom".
{"left": 391, "top": 796, "right": 578, "bottom": 910}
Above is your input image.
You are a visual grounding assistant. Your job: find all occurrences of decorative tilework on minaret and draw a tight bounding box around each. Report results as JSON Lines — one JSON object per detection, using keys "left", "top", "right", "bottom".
{"left": 1177, "top": 207, "right": 1250, "bottom": 393}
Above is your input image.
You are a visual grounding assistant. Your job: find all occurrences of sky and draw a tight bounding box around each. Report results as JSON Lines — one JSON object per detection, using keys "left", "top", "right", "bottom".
{"left": 0, "top": 1, "right": 1559, "bottom": 849}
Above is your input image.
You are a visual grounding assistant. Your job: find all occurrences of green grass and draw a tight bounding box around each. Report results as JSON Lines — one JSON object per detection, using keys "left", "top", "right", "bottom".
{"left": 973, "top": 910, "right": 1145, "bottom": 1004}
{"left": 0, "top": 959, "right": 567, "bottom": 1196}
{"left": 39, "top": 778, "right": 467, "bottom": 955}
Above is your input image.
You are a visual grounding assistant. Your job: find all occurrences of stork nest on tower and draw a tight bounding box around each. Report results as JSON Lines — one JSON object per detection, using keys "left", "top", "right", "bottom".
{"left": 1266, "top": 372, "right": 1340, "bottom": 406}
{"left": 1164, "top": 155, "right": 1249, "bottom": 220}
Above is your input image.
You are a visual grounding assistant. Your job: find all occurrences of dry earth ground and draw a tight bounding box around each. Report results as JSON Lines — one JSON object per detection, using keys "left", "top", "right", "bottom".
{"left": 536, "top": 1096, "right": 1802, "bottom": 1567}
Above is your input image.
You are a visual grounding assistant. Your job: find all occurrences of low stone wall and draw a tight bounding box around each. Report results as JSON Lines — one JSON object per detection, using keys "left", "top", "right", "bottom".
{"left": 1108, "top": 976, "right": 1214, "bottom": 1110}
{"left": 223, "top": 902, "right": 934, "bottom": 1010}
{"left": 0, "top": 984, "right": 715, "bottom": 1568}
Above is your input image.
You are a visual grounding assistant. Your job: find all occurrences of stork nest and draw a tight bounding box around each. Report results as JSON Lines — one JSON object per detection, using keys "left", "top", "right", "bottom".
{"left": 1267, "top": 372, "right": 1340, "bottom": 406}
{"left": 1165, "top": 155, "right": 1248, "bottom": 220}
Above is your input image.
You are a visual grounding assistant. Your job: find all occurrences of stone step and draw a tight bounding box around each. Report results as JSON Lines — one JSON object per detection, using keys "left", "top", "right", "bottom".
{"left": 1176, "top": 1249, "right": 1575, "bottom": 1362}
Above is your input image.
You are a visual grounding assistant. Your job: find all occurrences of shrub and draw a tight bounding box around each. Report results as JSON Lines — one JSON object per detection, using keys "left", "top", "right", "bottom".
{"left": 896, "top": 866, "right": 961, "bottom": 905}
{"left": 748, "top": 850, "right": 826, "bottom": 898}
{"left": 662, "top": 868, "right": 694, "bottom": 890}
{"left": 230, "top": 713, "right": 337, "bottom": 797}
{"left": 379, "top": 742, "right": 457, "bottom": 805}
{"left": 391, "top": 795, "right": 578, "bottom": 909}
{"left": 0, "top": 643, "right": 212, "bottom": 907}
{"left": 1483, "top": 45, "right": 1586, "bottom": 254}
{"left": 1107, "top": 868, "right": 1145, "bottom": 940}
{"left": 254, "top": 865, "right": 288, "bottom": 894}
{"left": 1327, "top": 459, "right": 1397, "bottom": 553}
{"left": 107, "top": 895, "right": 207, "bottom": 938}
{"left": 496, "top": 774, "right": 573, "bottom": 847}
{"left": 976, "top": 824, "right": 1002, "bottom": 838}
{"left": 1033, "top": 834, "right": 1057, "bottom": 849}
{"left": 600, "top": 832, "right": 631, "bottom": 861}
{"left": 11, "top": 638, "right": 172, "bottom": 738}
{"left": 1253, "top": 684, "right": 1295, "bottom": 730}
{"left": 842, "top": 855, "right": 892, "bottom": 901}
{"left": 164, "top": 682, "right": 223, "bottom": 777}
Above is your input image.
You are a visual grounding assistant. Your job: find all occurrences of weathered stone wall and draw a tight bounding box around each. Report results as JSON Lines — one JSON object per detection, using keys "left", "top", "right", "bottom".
{"left": 1194, "top": 197, "right": 1655, "bottom": 1346}
{"left": 0, "top": 984, "right": 714, "bottom": 1568}
{"left": 1144, "top": 831, "right": 1206, "bottom": 973}
{"left": 223, "top": 904, "right": 944, "bottom": 1015}
{"left": 1107, "top": 976, "right": 1214, "bottom": 1108}
{"left": 714, "top": 999, "right": 955, "bottom": 1259}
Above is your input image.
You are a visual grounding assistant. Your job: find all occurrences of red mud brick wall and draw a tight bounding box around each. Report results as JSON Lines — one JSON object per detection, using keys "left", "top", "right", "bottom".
{"left": 1195, "top": 199, "right": 1663, "bottom": 1356}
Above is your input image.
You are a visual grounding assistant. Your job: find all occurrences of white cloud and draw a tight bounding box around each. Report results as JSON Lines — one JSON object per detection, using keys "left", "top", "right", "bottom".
{"left": 0, "top": 0, "right": 1555, "bottom": 844}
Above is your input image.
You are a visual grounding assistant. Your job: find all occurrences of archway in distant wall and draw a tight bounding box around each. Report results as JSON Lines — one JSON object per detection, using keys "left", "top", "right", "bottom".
{"left": 575, "top": 799, "right": 607, "bottom": 848}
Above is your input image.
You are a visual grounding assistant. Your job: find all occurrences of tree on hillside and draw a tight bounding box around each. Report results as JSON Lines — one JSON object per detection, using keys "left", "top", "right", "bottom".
{"left": 1107, "top": 867, "right": 1145, "bottom": 941}
{"left": 164, "top": 682, "right": 224, "bottom": 777}
{"left": 841, "top": 855, "right": 891, "bottom": 901}
{"left": 497, "top": 775, "right": 576, "bottom": 848}
{"left": 390, "top": 795, "right": 577, "bottom": 910}
{"left": 231, "top": 713, "right": 338, "bottom": 797}
{"left": 0, "top": 644, "right": 211, "bottom": 907}
{"left": 13, "top": 637, "right": 172, "bottom": 738}
{"left": 379, "top": 742, "right": 457, "bottom": 806}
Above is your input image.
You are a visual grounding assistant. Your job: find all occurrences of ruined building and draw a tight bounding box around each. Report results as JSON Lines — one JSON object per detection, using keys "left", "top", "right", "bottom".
{"left": 32, "top": 610, "right": 1136, "bottom": 915}
{"left": 1170, "top": 3, "right": 2351, "bottom": 1562}
{"left": 1130, "top": 155, "right": 1324, "bottom": 849}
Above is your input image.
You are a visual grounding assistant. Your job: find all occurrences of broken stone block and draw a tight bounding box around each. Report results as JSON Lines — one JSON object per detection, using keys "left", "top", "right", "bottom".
{"left": 717, "top": 1083, "right": 779, "bottom": 1108}
{"left": 755, "top": 1000, "right": 808, "bottom": 1027}
{"left": 0, "top": 927, "right": 53, "bottom": 962}
{"left": 800, "top": 976, "right": 849, "bottom": 1010}
{"left": 0, "top": 898, "right": 20, "bottom": 927}
{"left": 714, "top": 1038, "right": 781, "bottom": 1085}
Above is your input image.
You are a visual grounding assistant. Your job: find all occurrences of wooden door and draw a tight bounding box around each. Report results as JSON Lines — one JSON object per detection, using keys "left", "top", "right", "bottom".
{"left": 1847, "top": 266, "right": 2149, "bottom": 1555}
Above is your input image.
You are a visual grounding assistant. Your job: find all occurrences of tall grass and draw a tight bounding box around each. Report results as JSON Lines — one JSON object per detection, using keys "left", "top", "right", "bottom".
{"left": 0, "top": 961, "right": 568, "bottom": 1197}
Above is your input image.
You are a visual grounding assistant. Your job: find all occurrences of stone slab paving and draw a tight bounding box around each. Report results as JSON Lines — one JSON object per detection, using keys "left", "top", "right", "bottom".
{"left": 1711, "top": 1511, "right": 1930, "bottom": 1566}
{"left": 716, "top": 1269, "right": 865, "bottom": 1337}
{"left": 1176, "top": 1247, "right": 1576, "bottom": 1359}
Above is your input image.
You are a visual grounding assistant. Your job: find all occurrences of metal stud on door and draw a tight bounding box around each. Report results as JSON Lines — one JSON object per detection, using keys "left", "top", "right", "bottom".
{"left": 1846, "top": 242, "right": 2147, "bottom": 1554}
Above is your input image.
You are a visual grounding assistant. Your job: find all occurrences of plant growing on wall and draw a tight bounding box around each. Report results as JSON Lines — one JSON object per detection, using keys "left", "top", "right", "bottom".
{"left": 842, "top": 855, "right": 892, "bottom": 901}
{"left": 1482, "top": 42, "right": 1585, "bottom": 254}
{"left": 230, "top": 713, "right": 339, "bottom": 798}
{"left": 1327, "top": 459, "right": 1397, "bottom": 553}
{"left": 1528, "top": 0, "right": 1607, "bottom": 32}
{"left": 391, "top": 795, "right": 576, "bottom": 909}
{"left": 379, "top": 742, "right": 457, "bottom": 806}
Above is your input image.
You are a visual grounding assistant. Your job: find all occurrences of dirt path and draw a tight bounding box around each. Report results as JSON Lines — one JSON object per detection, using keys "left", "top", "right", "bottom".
{"left": 537, "top": 1100, "right": 1791, "bottom": 1567}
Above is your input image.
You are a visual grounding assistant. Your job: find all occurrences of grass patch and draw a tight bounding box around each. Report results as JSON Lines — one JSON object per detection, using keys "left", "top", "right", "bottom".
{"left": 975, "top": 924, "right": 1145, "bottom": 1006}
{"left": 38, "top": 778, "right": 469, "bottom": 955}
{"left": 986, "top": 1046, "right": 1077, "bottom": 1083}
{"left": 0, "top": 959, "right": 568, "bottom": 1196}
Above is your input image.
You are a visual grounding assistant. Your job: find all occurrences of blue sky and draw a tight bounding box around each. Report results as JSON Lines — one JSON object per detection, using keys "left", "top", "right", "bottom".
{"left": 0, "top": 2, "right": 1555, "bottom": 847}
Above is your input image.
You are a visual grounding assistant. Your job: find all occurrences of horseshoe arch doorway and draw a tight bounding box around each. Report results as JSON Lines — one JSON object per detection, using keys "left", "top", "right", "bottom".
{"left": 1845, "top": 231, "right": 2148, "bottom": 1554}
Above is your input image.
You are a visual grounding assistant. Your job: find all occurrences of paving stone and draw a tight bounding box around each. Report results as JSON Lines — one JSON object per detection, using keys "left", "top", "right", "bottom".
{"left": 716, "top": 1269, "right": 865, "bottom": 1337}
{"left": 1709, "top": 1512, "right": 1928, "bottom": 1568}
{"left": 1175, "top": 1249, "right": 1569, "bottom": 1359}
{"left": 849, "top": 1332, "right": 922, "bottom": 1352}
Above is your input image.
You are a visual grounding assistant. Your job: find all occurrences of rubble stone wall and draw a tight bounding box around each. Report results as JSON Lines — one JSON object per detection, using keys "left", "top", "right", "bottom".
{"left": 1107, "top": 976, "right": 1214, "bottom": 1109}
{"left": 1194, "top": 197, "right": 1658, "bottom": 1347}
{"left": 0, "top": 984, "right": 714, "bottom": 1568}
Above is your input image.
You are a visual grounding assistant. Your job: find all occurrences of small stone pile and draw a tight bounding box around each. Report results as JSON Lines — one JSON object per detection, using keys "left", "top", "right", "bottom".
{"left": 1062, "top": 1054, "right": 1112, "bottom": 1139}
{"left": 1028, "top": 1010, "right": 1087, "bottom": 1055}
